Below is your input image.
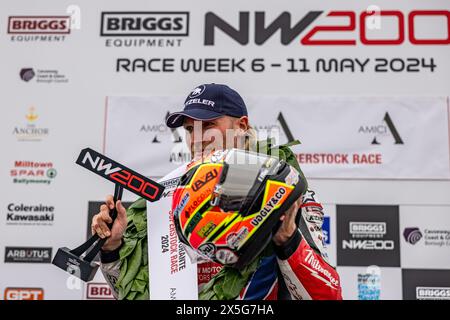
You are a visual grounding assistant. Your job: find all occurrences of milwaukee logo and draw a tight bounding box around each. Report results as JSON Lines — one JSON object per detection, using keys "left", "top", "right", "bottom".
{"left": 303, "top": 249, "right": 339, "bottom": 288}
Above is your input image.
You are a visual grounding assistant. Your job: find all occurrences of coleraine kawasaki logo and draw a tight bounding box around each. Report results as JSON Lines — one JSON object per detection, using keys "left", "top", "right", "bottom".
{"left": 6, "top": 203, "right": 55, "bottom": 226}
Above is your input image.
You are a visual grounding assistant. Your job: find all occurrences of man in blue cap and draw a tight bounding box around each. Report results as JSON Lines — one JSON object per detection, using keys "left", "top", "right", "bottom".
{"left": 166, "top": 83, "right": 253, "bottom": 159}
{"left": 93, "top": 83, "right": 342, "bottom": 300}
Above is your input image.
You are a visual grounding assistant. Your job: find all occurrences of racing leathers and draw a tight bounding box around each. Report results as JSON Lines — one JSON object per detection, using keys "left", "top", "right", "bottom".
{"left": 99, "top": 188, "right": 342, "bottom": 300}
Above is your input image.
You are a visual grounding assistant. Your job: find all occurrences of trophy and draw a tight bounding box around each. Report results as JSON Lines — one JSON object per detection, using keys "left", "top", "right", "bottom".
{"left": 52, "top": 148, "right": 165, "bottom": 281}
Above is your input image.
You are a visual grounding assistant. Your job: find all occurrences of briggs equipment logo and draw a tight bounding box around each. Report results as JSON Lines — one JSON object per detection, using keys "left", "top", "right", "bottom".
{"left": 337, "top": 205, "right": 400, "bottom": 267}
{"left": 4, "top": 247, "right": 52, "bottom": 263}
{"left": 86, "top": 283, "right": 114, "bottom": 299}
{"left": 416, "top": 287, "right": 450, "bottom": 300}
{"left": 100, "top": 12, "right": 189, "bottom": 48}
{"left": 402, "top": 269, "right": 450, "bottom": 300}
{"left": 8, "top": 16, "right": 71, "bottom": 42}
{"left": 4, "top": 288, "right": 44, "bottom": 300}
{"left": 343, "top": 221, "right": 393, "bottom": 250}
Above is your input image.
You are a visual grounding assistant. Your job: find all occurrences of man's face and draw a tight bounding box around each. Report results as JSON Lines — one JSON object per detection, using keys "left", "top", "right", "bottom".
{"left": 183, "top": 116, "right": 248, "bottom": 159}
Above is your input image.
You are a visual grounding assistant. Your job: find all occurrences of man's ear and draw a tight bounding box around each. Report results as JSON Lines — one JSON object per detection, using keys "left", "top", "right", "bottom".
{"left": 237, "top": 116, "right": 249, "bottom": 131}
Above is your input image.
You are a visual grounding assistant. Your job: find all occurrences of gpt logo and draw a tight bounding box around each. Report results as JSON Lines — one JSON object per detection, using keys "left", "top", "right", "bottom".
{"left": 323, "top": 216, "right": 330, "bottom": 245}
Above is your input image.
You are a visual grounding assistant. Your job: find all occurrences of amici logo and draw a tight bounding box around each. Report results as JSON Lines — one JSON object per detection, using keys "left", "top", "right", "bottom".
{"left": 358, "top": 112, "right": 404, "bottom": 145}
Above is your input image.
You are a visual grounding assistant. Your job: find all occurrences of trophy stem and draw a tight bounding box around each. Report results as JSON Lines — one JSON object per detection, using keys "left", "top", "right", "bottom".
{"left": 52, "top": 184, "right": 123, "bottom": 281}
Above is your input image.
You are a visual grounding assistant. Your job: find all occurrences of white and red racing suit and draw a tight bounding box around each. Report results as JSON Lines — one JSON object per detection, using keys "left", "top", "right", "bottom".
{"left": 99, "top": 189, "right": 342, "bottom": 300}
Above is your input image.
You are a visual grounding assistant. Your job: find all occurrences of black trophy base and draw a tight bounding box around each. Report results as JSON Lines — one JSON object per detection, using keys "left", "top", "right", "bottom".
{"left": 52, "top": 247, "right": 100, "bottom": 282}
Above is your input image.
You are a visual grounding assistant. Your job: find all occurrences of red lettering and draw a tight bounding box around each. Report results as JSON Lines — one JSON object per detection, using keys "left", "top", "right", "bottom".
{"left": 300, "top": 9, "right": 449, "bottom": 46}
{"left": 301, "top": 11, "right": 356, "bottom": 45}
{"left": 100, "top": 287, "right": 111, "bottom": 295}
{"left": 142, "top": 182, "right": 158, "bottom": 200}
{"left": 352, "top": 153, "right": 382, "bottom": 164}
{"left": 409, "top": 10, "right": 450, "bottom": 45}
{"left": 127, "top": 175, "right": 144, "bottom": 193}
{"left": 110, "top": 169, "right": 131, "bottom": 185}
{"left": 361, "top": 11, "right": 404, "bottom": 45}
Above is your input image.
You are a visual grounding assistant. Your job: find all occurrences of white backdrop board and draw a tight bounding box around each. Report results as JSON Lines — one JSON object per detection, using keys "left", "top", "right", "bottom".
{"left": 0, "top": 0, "right": 449, "bottom": 300}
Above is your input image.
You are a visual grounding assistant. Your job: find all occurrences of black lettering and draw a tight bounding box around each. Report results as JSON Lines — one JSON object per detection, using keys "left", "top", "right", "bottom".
{"left": 205, "top": 12, "right": 249, "bottom": 45}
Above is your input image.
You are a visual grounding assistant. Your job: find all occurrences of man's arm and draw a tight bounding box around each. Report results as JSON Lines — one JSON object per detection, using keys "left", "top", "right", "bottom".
{"left": 91, "top": 195, "right": 128, "bottom": 300}
{"left": 274, "top": 189, "right": 342, "bottom": 300}
{"left": 99, "top": 248, "right": 122, "bottom": 299}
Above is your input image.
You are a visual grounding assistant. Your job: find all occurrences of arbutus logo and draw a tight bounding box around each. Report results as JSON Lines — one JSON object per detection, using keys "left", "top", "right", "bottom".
{"left": 76, "top": 148, "right": 164, "bottom": 202}
{"left": 4, "top": 288, "right": 44, "bottom": 300}
{"left": 4, "top": 247, "right": 52, "bottom": 263}
{"left": 204, "top": 10, "right": 450, "bottom": 45}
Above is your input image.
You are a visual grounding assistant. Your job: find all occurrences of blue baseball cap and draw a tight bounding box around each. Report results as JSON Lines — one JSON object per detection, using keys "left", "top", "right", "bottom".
{"left": 165, "top": 83, "right": 248, "bottom": 128}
